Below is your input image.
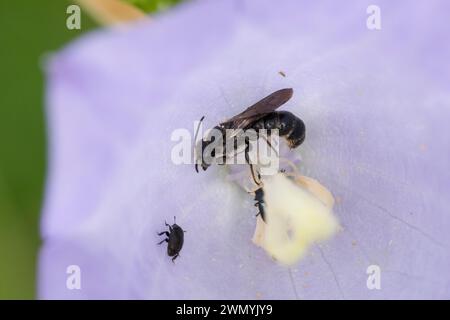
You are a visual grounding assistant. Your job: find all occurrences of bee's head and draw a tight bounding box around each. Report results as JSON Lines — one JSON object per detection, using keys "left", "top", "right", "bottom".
{"left": 287, "top": 118, "right": 305, "bottom": 149}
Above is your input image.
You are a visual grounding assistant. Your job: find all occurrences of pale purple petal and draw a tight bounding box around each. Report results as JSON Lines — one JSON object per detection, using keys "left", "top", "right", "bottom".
{"left": 39, "top": 0, "right": 450, "bottom": 299}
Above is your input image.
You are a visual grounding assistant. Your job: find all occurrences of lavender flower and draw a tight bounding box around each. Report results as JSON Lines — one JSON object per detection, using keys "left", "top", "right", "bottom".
{"left": 39, "top": 0, "right": 450, "bottom": 299}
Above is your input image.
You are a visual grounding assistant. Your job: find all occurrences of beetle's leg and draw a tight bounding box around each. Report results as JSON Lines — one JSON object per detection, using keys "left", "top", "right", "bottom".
{"left": 157, "top": 238, "right": 168, "bottom": 245}
{"left": 172, "top": 254, "right": 179, "bottom": 263}
{"left": 255, "top": 211, "right": 266, "bottom": 222}
{"left": 157, "top": 231, "right": 170, "bottom": 237}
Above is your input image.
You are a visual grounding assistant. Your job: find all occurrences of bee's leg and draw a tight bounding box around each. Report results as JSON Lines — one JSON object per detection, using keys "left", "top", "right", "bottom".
{"left": 244, "top": 137, "right": 261, "bottom": 186}
{"left": 157, "top": 238, "right": 169, "bottom": 245}
{"left": 249, "top": 164, "right": 260, "bottom": 186}
{"left": 221, "top": 136, "right": 228, "bottom": 165}
{"left": 218, "top": 154, "right": 227, "bottom": 166}
{"left": 244, "top": 136, "right": 250, "bottom": 163}
{"left": 243, "top": 185, "right": 259, "bottom": 194}
{"left": 279, "top": 157, "right": 300, "bottom": 175}
{"left": 261, "top": 132, "right": 279, "bottom": 157}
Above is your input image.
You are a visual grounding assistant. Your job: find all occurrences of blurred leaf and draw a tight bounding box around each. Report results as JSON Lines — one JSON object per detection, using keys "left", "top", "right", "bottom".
{"left": 76, "top": 0, "right": 147, "bottom": 26}
{"left": 0, "top": 0, "right": 96, "bottom": 299}
{"left": 125, "top": 0, "right": 183, "bottom": 13}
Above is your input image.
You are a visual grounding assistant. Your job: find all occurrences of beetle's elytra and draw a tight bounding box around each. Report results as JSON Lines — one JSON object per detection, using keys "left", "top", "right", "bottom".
{"left": 158, "top": 217, "right": 185, "bottom": 262}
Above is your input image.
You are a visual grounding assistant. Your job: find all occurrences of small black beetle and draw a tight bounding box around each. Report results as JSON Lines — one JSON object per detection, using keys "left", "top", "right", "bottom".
{"left": 157, "top": 217, "right": 185, "bottom": 262}
{"left": 254, "top": 187, "right": 266, "bottom": 222}
{"left": 252, "top": 169, "right": 286, "bottom": 223}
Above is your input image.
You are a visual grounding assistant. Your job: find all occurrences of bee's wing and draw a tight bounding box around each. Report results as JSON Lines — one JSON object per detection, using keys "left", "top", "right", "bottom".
{"left": 220, "top": 88, "right": 293, "bottom": 130}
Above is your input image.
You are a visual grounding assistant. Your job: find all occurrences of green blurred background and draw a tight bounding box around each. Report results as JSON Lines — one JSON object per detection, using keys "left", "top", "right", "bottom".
{"left": 0, "top": 0, "right": 180, "bottom": 300}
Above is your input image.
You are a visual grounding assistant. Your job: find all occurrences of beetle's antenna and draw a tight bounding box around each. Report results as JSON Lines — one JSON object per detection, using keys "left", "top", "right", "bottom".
{"left": 194, "top": 116, "right": 205, "bottom": 173}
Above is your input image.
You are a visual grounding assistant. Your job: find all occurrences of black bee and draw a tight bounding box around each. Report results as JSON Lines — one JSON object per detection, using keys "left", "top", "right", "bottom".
{"left": 194, "top": 88, "right": 305, "bottom": 175}
{"left": 157, "top": 217, "right": 185, "bottom": 262}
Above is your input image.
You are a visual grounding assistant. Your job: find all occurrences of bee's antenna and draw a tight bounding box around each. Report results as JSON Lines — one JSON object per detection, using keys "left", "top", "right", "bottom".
{"left": 194, "top": 116, "right": 205, "bottom": 173}
{"left": 194, "top": 116, "right": 205, "bottom": 145}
